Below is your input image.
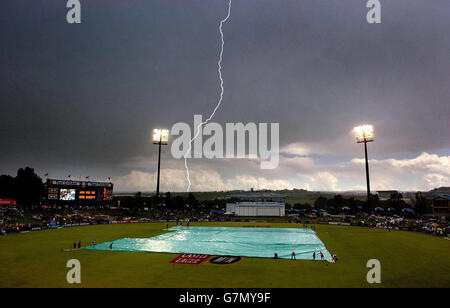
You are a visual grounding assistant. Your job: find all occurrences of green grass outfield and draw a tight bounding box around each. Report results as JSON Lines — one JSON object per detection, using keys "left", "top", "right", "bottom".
{"left": 0, "top": 222, "right": 449, "bottom": 288}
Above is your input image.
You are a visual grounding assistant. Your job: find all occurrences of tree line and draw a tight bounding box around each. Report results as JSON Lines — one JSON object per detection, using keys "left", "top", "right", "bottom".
{"left": 0, "top": 167, "right": 432, "bottom": 215}
{"left": 287, "top": 192, "right": 431, "bottom": 215}
{"left": 116, "top": 192, "right": 234, "bottom": 211}
{"left": 0, "top": 167, "right": 45, "bottom": 206}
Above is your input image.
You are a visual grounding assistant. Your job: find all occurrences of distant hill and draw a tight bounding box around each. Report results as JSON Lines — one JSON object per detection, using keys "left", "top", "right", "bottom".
{"left": 425, "top": 187, "right": 450, "bottom": 197}
{"left": 114, "top": 187, "right": 450, "bottom": 203}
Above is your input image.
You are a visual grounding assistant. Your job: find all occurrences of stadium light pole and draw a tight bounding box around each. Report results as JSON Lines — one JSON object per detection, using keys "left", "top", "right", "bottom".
{"left": 354, "top": 125, "right": 374, "bottom": 205}
{"left": 152, "top": 129, "right": 169, "bottom": 204}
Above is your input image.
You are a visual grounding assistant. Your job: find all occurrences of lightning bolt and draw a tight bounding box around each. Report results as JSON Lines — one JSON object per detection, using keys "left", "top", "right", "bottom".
{"left": 183, "top": 0, "right": 232, "bottom": 192}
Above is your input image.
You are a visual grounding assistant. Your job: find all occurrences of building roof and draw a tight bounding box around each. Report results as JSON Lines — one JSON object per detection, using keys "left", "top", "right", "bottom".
{"left": 47, "top": 179, "right": 113, "bottom": 188}
{"left": 234, "top": 195, "right": 286, "bottom": 200}
{"left": 433, "top": 195, "right": 450, "bottom": 201}
{"left": 236, "top": 202, "right": 285, "bottom": 207}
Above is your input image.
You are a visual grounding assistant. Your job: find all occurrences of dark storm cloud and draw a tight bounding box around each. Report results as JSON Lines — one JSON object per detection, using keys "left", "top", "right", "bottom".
{"left": 1, "top": 0, "right": 449, "bottom": 184}
{"left": 1, "top": 0, "right": 225, "bottom": 174}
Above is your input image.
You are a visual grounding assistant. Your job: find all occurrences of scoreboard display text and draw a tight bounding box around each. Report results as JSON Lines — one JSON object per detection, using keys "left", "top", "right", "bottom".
{"left": 46, "top": 179, "right": 113, "bottom": 203}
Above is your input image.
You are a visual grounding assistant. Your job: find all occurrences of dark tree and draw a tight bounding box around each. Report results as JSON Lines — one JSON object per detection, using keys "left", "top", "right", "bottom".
{"left": 332, "top": 195, "right": 345, "bottom": 209}
{"left": 0, "top": 175, "right": 16, "bottom": 198}
{"left": 172, "top": 196, "right": 185, "bottom": 209}
{"left": 388, "top": 192, "right": 405, "bottom": 211}
{"left": 414, "top": 192, "right": 430, "bottom": 215}
{"left": 187, "top": 192, "right": 198, "bottom": 208}
{"left": 390, "top": 192, "right": 403, "bottom": 202}
{"left": 348, "top": 197, "right": 357, "bottom": 210}
{"left": 294, "top": 203, "right": 311, "bottom": 210}
{"left": 314, "top": 196, "right": 328, "bottom": 209}
{"left": 368, "top": 193, "right": 381, "bottom": 211}
{"left": 120, "top": 196, "right": 141, "bottom": 208}
{"left": 15, "top": 167, "right": 45, "bottom": 206}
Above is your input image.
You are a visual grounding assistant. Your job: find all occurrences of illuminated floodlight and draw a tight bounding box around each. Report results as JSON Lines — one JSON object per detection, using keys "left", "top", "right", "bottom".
{"left": 353, "top": 124, "right": 374, "bottom": 204}
{"left": 153, "top": 128, "right": 169, "bottom": 203}
{"left": 152, "top": 129, "right": 169, "bottom": 145}
{"left": 354, "top": 125, "right": 374, "bottom": 143}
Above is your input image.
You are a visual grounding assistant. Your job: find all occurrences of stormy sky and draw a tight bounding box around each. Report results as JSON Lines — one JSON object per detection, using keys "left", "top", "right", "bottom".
{"left": 1, "top": 0, "right": 449, "bottom": 192}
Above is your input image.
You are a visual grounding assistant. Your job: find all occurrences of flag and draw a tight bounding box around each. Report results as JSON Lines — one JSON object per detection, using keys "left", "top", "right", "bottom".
{"left": 68, "top": 175, "right": 71, "bottom": 178}
{"left": 86, "top": 176, "right": 90, "bottom": 179}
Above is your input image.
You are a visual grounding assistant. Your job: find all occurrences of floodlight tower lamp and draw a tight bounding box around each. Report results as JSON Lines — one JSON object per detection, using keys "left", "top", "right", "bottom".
{"left": 152, "top": 129, "right": 169, "bottom": 203}
{"left": 354, "top": 125, "right": 374, "bottom": 205}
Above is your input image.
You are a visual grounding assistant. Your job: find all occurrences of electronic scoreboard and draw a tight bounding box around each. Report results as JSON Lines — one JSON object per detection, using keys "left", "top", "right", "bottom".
{"left": 46, "top": 179, "right": 113, "bottom": 205}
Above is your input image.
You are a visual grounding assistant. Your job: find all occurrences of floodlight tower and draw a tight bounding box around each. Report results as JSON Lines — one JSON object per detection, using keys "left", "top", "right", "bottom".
{"left": 152, "top": 129, "right": 169, "bottom": 203}
{"left": 354, "top": 125, "right": 374, "bottom": 203}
